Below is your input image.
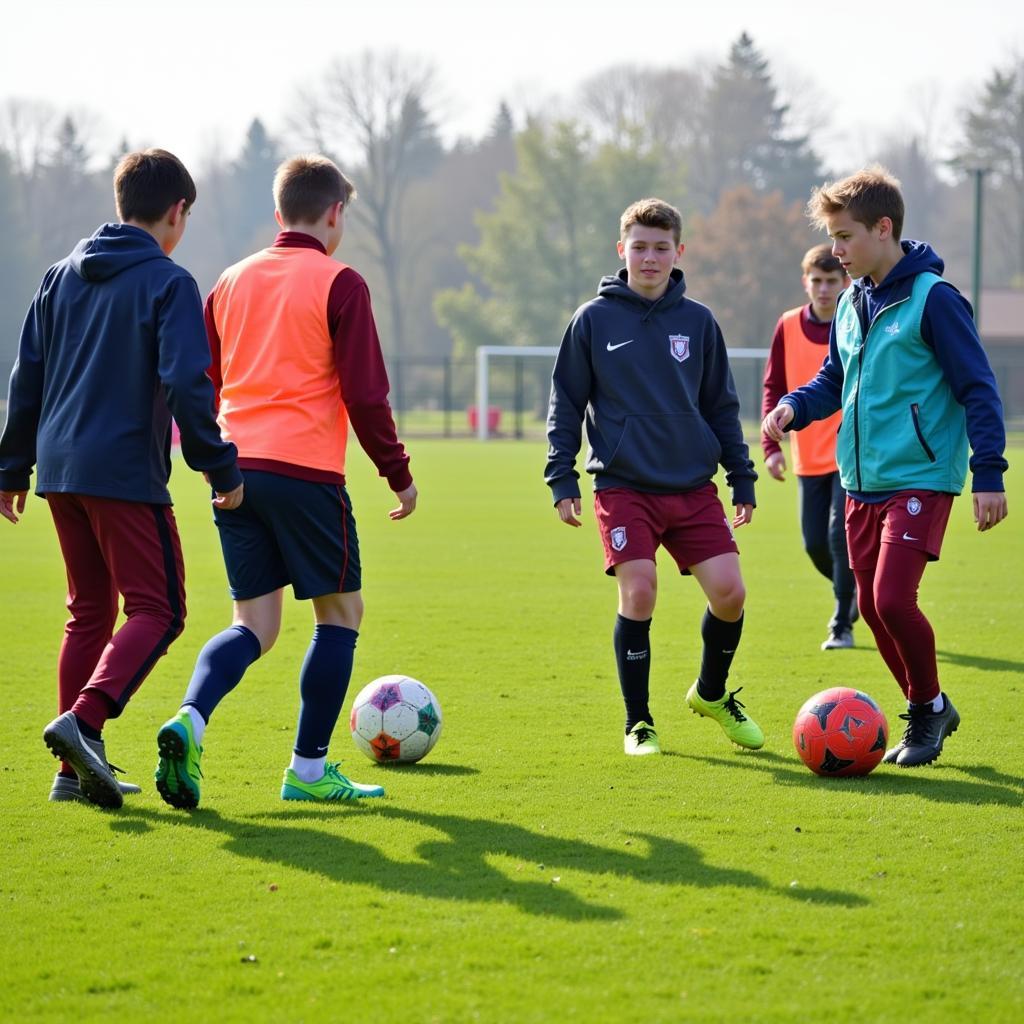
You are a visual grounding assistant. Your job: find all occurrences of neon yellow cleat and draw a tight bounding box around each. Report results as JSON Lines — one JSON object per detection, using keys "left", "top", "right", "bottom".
{"left": 624, "top": 722, "right": 661, "bottom": 756}
{"left": 686, "top": 683, "right": 764, "bottom": 749}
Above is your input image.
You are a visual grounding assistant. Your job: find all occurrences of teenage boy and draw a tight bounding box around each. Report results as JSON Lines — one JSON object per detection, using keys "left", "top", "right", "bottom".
{"left": 545, "top": 197, "right": 764, "bottom": 757}
{"left": 761, "top": 244, "right": 857, "bottom": 650}
{"left": 155, "top": 154, "right": 416, "bottom": 808}
{"left": 0, "top": 149, "right": 243, "bottom": 808}
{"left": 763, "top": 166, "right": 1008, "bottom": 767}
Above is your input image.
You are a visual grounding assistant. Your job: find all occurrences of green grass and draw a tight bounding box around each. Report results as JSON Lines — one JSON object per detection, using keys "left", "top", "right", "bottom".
{"left": 2, "top": 440, "right": 1022, "bottom": 1023}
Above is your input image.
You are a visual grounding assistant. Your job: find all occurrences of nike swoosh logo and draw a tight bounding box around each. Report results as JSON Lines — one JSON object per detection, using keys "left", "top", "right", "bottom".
{"left": 902, "top": 533, "right": 918, "bottom": 541}
{"left": 607, "top": 339, "right": 635, "bottom": 351}
{"left": 626, "top": 649, "right": 647, "bottom": 657}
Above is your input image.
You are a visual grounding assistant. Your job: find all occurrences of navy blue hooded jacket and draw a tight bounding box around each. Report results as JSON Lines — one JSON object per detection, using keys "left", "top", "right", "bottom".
{"left": 782, "top": 241, "right": 1007, "bottom": 496}
{"left": 0, "top": 224, "right": 241, "bottom": 504}
{"left": 545, "top": 268, "right": 756, "bottom": 506}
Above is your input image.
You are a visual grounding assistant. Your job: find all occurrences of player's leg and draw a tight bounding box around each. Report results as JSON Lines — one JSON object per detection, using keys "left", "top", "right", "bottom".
{"left": 846, "top": 497, "right": 911, "bottom": 697}
{"left": 613, "top": 559, "right": 660, "bottom": 754}
{"left": 684, "top": 552, "right": 764, "bottom": 750}
{"left": 819, "top": 472, "right": 857, "bottom": 649}
{"left": 797, "top": 474, "right": 834, "bottom": 582}
{"left": 157, "top": 474, "right": 283, "bottom": 809}
{"left": 594, "top": 489, "right": 661, "bottom": 754}
{"left": 270, "top": 481, "right": 382, "bottom": 800}
{"left": 871, "top": 493, "right": 958, "bottom": 767}
{"left": 44, "top": 496, "right": 184, "bottom": 807}
{"left": 829, "top": 471, "right": 857, "bottom": 628}
{"left": 45, "top": 493, "right": 119, "bottom": 799}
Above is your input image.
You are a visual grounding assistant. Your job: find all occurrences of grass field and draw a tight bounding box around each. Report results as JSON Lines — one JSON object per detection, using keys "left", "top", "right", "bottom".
{"left": 2, "top": 439, "right": 1022, "bottom": 1023}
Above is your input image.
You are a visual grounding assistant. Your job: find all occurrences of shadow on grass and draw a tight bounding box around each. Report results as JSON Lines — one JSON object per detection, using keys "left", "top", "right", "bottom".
{"left": 935, "top": 649, "right": 1024, "bottom": 674}
{"left": 364, "top": 762, "right": 479, "bottom": 777}
{"left": 671, "top": 750, "right": 1024, "bottom": 805}
{"left": 109, "top": 803, "right": 867, "bottom": 920}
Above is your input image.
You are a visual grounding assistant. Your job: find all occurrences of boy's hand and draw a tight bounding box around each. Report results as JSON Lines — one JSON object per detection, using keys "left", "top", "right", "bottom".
{"left": 733, "top": 504, "right": 753, "bottom": 528}
{"left": 765, "top": 451, "right": 787, "bottom": 481}
{"left": 556, "top": 497, "right": 582, "bottom": 527}
{"left": 762, "top": 404, "right": 794, "bottom": 442}
{"left": 213, "top": 483, "right": 244, "bottom": 510}
{"left": 973, "top": 492, "right": 1007, "bottom": 532}
{"left": 0, "top": 490, "right": 28, "bottom": 524}
{"left": 389, "top": 483, "right": 417, "bottom": 520}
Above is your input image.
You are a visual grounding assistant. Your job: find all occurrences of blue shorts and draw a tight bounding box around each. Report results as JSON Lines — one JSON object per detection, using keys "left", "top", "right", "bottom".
{"left": 213, "top": 470, "right": 361, "bottom": 600}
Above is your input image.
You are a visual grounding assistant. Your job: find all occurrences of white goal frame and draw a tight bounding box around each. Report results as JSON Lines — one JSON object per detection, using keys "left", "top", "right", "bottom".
{"left": 474, "top": 345, "right": 769, "bottom": 440}
{"left": 474, "top": 346, "right": 560, "bottom": 440}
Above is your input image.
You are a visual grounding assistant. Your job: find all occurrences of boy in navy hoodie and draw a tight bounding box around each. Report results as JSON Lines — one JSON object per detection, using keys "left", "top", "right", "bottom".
{"left": 545, "top": 197, "right": 764, "bottom": 756}
{"left": 0, "top": 149, "right": 243, "bottom": 807}
{"left": 763, "top": 166, "right": 1008, "bottom": 767}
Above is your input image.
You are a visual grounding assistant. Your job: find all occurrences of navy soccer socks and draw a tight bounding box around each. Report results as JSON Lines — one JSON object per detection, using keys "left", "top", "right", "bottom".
{"left": 293, "top": 625, "right": 358, "bottom": 759}
{"left": 696, "top": 609, "right": 744, "bottom": 702}
{"left": 614, "top": 614, "right": 653, "bottom": 732}
{"left": 182, "top": 625, "right": 262, "bottom": 725}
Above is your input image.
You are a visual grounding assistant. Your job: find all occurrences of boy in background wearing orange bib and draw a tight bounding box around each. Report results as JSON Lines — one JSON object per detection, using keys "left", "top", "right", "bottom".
{"left": 761, "top": 245, "right": 855, "bottom": 650}
{"left": 155, "top": 154, "right": 417, "bottom": 807}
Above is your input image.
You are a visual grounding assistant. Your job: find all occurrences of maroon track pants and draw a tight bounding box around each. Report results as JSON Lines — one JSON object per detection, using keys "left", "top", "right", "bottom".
{"left": 47, "top": 494, "right": 186, "bottom": 761}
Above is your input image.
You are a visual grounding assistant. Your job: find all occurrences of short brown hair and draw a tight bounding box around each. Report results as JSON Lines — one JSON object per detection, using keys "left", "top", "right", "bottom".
{"left": 801, "top": 243, "right": 846, "bottom": 276}
{"left": 114, "top": 149, "right": 196, "bottom": 224}
{"left": 273, "top": 154, "right": 355, "bottom": 225}
{"left": 807, "top": 166, "right": 904, "bottom": 240}
{"left": 620, "top": 198, "right": 683, "bottom": 245}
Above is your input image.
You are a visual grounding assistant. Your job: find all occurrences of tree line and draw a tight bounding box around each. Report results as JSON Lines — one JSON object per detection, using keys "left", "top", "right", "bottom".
{"left": 2, "top": 34, "right": 1022, "bottom": 375}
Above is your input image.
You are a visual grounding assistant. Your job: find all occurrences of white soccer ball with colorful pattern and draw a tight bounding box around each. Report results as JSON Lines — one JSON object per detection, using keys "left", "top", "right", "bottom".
{"left": 349, "top": 675, "right": 443, "bottom": 764}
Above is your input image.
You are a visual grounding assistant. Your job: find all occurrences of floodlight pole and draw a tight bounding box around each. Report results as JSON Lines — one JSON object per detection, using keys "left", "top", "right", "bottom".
{"left": 970, "top": 167, "right": 989, "bottom": 325}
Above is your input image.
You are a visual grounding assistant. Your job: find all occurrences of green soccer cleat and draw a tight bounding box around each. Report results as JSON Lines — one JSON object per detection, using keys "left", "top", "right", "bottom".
{"left": 155, "top": 711, "right": 203, "bottom": 810}
{"left": 624, "top": 721, "right": 661, "bottom": 756}
{"left": 281, "top": 763, "right": 385, "bottom": 802}
{"left": 686, "top": 683, "right": 765, "bottom": 750}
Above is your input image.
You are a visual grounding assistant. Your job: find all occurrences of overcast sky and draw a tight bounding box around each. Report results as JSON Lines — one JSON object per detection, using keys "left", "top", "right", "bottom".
{"left": 2, "top": 0, "right": 1021, "bottom": 173}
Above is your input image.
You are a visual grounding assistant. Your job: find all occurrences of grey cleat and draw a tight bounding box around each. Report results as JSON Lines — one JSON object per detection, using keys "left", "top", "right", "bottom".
{"left": 43, "top": 712, "right": 124, "bottom": 809}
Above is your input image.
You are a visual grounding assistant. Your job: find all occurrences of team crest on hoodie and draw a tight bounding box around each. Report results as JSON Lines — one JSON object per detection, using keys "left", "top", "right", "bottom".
{"left": 670, "top": 334, "right": 690, "bottom": 362}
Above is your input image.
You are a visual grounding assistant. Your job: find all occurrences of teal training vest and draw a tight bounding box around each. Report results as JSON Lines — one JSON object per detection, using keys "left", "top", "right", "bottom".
{"left": 833, "top": 272, "right": 968, "bottom": 494}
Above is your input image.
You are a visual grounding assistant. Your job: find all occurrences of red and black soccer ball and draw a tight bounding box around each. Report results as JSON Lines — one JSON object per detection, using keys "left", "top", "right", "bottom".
{"left": 792, "top": 687, "right": 889, "bottom": 777}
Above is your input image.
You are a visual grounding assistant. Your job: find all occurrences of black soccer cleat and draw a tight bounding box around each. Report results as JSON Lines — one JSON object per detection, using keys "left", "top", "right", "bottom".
{"left": 891, "top": 695, "right": 960, "bottom": 768}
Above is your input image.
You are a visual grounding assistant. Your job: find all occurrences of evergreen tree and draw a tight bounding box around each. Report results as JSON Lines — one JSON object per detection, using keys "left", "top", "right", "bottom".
{"left": 689, "top": 33, "right": 822, "bottom": 211}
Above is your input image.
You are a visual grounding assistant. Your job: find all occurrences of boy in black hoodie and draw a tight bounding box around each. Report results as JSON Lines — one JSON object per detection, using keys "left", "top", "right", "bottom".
{"left": 0, "top": 149, "right": 243, "bottom": 807}
{"left": 545, "top": 197, "right": 763, "bottom": 756}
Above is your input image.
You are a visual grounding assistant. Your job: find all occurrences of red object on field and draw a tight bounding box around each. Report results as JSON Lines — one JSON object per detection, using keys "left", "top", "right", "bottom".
{"left": 792, "top": 686, "right": 889, "bottom": 777}
{"left": 467, "top": 406, "right": 502, "bottom": 432}
{"left": 171, "top": 420, "right": 181, "bottom": 448}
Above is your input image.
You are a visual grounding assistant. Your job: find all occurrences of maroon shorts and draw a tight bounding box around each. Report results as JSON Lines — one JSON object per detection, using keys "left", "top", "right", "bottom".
{"left": 593, "top": 485, "right": 738, "bottom": 576}
{"left": 845, "top": 490, "right": 954, "bottom": 571}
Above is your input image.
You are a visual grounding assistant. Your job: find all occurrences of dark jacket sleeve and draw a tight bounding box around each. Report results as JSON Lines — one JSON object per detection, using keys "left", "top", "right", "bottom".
{"left": 699, "top": 317, "right": 757, "bottom": 507}
{"left": 328, "top": 270, "right": 412, "bottom": 494}
{"left": 923, "top": 284, "right": 1008, "bottom": 492}
{"left": 544, "top": 311, "right": 591, "bottom": 504}
{"left": 157, "top": 274, "right": 241, "bottom": 493}
{"left": 0, "top": 286, "right": 47, "bottom": 492}
{"left": 760, "top": 317, "right": 788, "bottom": 459}
{"left": 782, "top": 321, "right": 844, "bottom": 429}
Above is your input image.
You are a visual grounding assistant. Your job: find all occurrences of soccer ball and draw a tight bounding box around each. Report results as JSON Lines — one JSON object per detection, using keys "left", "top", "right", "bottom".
{"left": 349, "top": 675, "right": 443, "bottom": 764}
{"left": 792, "top": 687, "right": 888, "bottom": 777}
